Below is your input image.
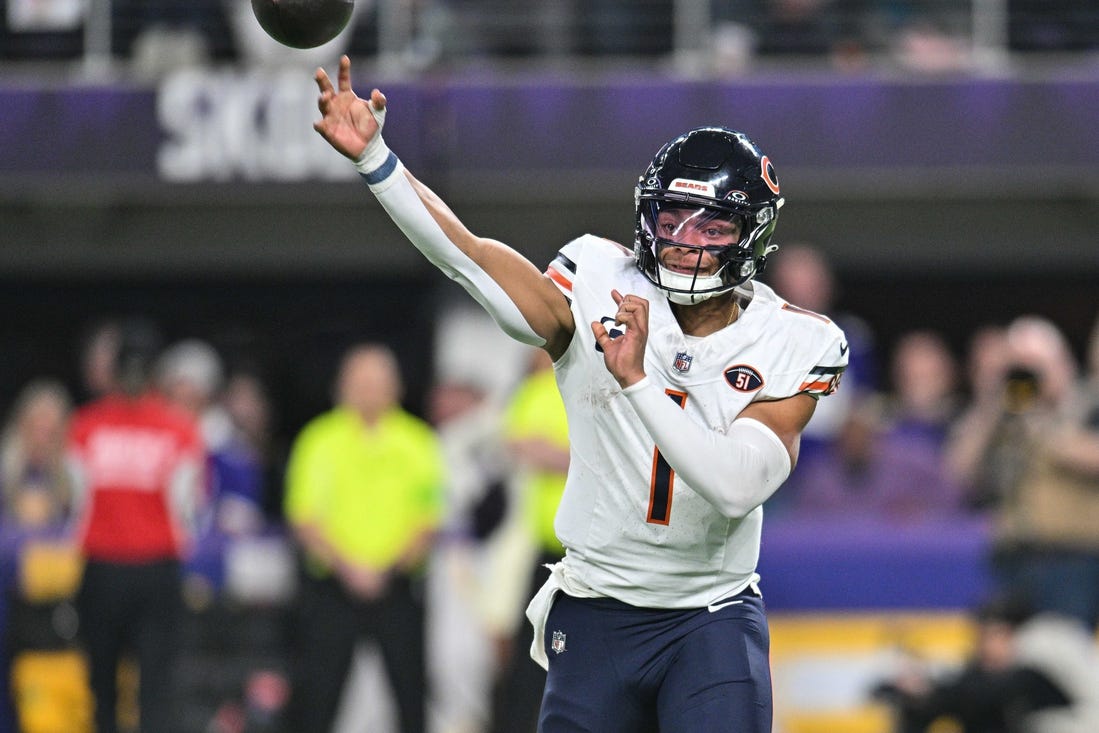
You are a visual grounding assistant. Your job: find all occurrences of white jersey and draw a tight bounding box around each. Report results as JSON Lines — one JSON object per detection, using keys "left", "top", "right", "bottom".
{"left": 544, "top": 234, "right": 847, "bottom": 608}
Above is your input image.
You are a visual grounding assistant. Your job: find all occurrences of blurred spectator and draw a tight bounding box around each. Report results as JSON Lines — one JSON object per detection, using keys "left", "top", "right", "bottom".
{"left": 424, "top": 375, "right": 509, "bottom": 733}
{"left": 1069, "top": 312, "right": 1099, "bottom": 473}
{"left": 110, "top": 0, "right": 235, "bottom": 69}
{"left": 870, "top": 0, "right": 974, "bottom": 72}
{"left": 946, "top": 317, "right": 1076, "bottom": 505}
{"left": 157, "top": 339, "right": 226, "bottom": 434}
{"left": 1009, "top": 0, "right": 1099, "bottom": 52}
{"left": 421, "top": 0, "right": 531, "bottom": 59}
{"left": 873, "top": 593, "right": 1099, "bottom": 733}
{"left": 946, "top": 315, "right": 1099, "bottom": 631}
{"left": 487, "top": 347, "right": 569, "bottom": 733}
{"left": 577, "top": 0, "right": 673, "bottom": 56}
{"left": 960, "top": 326, "right": 1012, "bottom": 410}
{"left": 780, "top": 330, "right": 967, "bottom": 523}
{"left": 886, "top": 329, "right": 961, "bottom": 445}
{"left": 156, "top": 343, "right": 290, "bottom": 732}
{"left": 1, "top": 0, "right": 238, "bottom": 64}
{"left": 891, "top": 19, "right": 971, "bottom": 73}
{"left": 222, "top": 371, "right": 275, "bottom": 465}
{"left": 755, "top": 0, "right": 841, "bottom": 57}
{"left": 1, "top": 379, "right": 74, "bottom": 525}
{"left": 424, "top": 303, "right": 526, "bottom": 733}
{"left": 434, "top": 0, "right": 674, "bottom": 59}
{"left": 0, "top": 0, "right": 84, "bottom": 59}
{"left": 157, "top": 340, "right": 266, "bottom": 584}
{"left": 715, "top": 0, "right": 880, "bottom": 60}
{"left": 221, "top": 370, "right": 283, "bottom": 519}
{"left": 714, "top": 0, "right": 981, "bottom": 72}
{"left": 0, "top": 379, "right": 87, "bottom": 733}
{"left": 948, "top": 325, "right": 1019, "bottom": 510}
{"left": 283, "top": 343, "right": 444, "bottom": 733}
{"left": 761, "top": 242, "right": 877, "bottom": 515}
{"left": 67, "top": 317, "right": 205, "bottom": 733}
{"left": 78, "top": 319, "right": 123, "bottom": 404}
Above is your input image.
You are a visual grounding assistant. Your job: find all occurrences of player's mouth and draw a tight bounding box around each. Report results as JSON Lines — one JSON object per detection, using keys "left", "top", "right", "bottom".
{"left": 663, "top": 259, "right": 710, "bottom": 275}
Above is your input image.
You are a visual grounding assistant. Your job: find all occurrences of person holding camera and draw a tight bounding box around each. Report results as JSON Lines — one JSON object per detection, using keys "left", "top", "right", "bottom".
{"left": 872, "top": 593, "right": 1099, "bottom": 733}
{"left": 947, "top": 315, "right": 1099, "bottom": 633}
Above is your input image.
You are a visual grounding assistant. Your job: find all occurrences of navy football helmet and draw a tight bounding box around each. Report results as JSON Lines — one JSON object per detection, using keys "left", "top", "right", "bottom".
{"left": 634, "top": 126, "right": 783, "bottom": 304}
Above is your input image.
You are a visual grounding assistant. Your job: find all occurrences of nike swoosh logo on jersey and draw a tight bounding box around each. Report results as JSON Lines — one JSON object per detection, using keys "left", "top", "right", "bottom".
{"left": 839, "top": 342, "right": 849, "bottom": 356}
{"left": 707, "top": 599, "right": 745, "bottom": 613}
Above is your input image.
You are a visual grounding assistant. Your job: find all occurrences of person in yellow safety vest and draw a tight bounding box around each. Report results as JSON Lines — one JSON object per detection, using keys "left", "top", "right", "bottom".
{"left": 284, "top": 343, "right": 444, "bottom": 733}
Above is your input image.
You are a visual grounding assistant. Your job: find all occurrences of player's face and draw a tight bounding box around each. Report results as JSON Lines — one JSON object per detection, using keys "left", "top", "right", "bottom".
{"left": 655, "top": 207, "right": 743, "bottom": 275}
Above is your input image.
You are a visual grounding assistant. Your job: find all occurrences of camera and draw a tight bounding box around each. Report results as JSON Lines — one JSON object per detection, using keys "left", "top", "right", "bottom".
{"left": 1004, "top": 365, "right": 1041, "bottom": 412}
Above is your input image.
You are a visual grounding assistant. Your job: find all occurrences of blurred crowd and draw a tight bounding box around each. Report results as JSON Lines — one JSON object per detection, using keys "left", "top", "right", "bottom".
{"left": 765, "top": 246, "right": 1099, "bottom": 733}
{"left": 0, "top": 241, "right": 1094, "bottom": 733}
{"left": 0, "top": 294, "right": 571, "bottom": 733}
{"left": 1, "top": 0, "right": 1097, "bottom": 76}
{"left": 0, "top": 243, "right": 1097, "bottom": 733}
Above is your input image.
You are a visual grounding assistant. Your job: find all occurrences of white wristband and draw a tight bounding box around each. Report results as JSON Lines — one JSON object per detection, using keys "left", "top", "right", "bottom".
{"left": 353, "top": 134, "right": 392, "bottom": 177}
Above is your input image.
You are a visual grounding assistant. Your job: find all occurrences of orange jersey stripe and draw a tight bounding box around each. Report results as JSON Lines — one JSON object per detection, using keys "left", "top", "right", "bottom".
{"left": 546, "top": 266, "right": 573, "bottom": 293}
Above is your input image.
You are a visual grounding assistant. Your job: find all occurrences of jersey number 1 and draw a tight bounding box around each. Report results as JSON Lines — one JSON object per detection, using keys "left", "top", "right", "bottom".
{"left": 647, "top": 389, "right": 687, "bottom": 525}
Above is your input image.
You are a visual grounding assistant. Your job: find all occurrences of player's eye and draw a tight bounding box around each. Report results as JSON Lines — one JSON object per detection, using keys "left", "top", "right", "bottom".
{"left": 702, "top": 225, "right": 734, "bottom": 240}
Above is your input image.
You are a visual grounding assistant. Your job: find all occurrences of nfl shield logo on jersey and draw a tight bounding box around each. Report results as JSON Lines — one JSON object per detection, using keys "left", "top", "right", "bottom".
{"left": 673, "top": 351, "right": 693, "bottom": 373}
{"left": 551, "top": 630, "right": 567, "bottom": 655}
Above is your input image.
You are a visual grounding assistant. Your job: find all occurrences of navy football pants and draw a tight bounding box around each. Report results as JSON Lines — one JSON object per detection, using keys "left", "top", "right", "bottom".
{"left": 538, "top": 589, "right": 772, "bottom": 733}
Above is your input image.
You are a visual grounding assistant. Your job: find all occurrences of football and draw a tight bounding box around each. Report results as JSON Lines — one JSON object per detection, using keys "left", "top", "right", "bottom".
{"left": 251, "top": 0, "right": 355, "bottom": 49}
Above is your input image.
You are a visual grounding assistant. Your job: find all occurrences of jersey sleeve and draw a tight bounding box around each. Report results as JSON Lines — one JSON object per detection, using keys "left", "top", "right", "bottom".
{"left": 544, "top": 237, "right": 585, "bottom": 302}
{"left": 758, "top": 308, "right": 849, "bottom": 400}
{"left": 797, "top": 319, "right": 849, "bottom": 397}
{"left": 544, "top": 235, "right": 631, "bottom": 303}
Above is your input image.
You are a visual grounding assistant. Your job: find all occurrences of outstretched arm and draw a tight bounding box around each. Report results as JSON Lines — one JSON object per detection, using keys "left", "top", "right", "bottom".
{"left": 314, "top": 56, "right": 575, "bottom": 358}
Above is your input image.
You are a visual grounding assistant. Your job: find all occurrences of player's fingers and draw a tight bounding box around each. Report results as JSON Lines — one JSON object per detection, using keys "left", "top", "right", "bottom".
{"left": 614, "top": 305, "right": 637, "bottom": 328}
{"left": 337, "top": 54, "right": 352, "bottom": 92}
{"left": 611, "top": 289, "right": 624, "bottom": 306}
{"left": 591, "top": 321, "right": 610, "bottom": 346}
{"left": 619, "top": 294, "right": 646, "bottom": 320}
{"left": 616, "top": 293, "right": 643, "bottom": 313}
{"left": 315, "top": 67, "right": 334, "bottom": 95}
{"left": 369, "top": 88, "right": 387, "bottom": 112}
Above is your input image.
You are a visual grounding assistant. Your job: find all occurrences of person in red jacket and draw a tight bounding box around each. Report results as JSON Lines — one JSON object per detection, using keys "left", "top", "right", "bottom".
{"left": 67, "top": 318, "right": 205, "bottom": 733}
